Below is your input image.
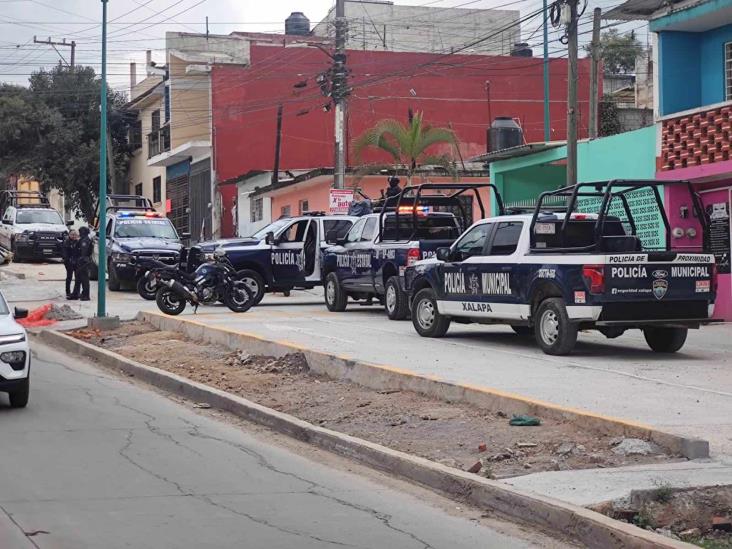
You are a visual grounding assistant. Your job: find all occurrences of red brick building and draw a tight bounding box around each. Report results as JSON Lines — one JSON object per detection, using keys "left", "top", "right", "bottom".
{"left": 212, "top": 43, "right": 593, "bottom": 236}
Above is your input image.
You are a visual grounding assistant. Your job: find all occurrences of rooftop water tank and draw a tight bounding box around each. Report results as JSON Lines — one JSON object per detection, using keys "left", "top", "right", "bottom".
{"left": 510, "top": 42, "right": 533, "bottom": 57}
{"left": 285, "top": 12, "right": 310, "bottom": 36}
{"left": 488, "top": 117, "right": 524, "bottom": 152}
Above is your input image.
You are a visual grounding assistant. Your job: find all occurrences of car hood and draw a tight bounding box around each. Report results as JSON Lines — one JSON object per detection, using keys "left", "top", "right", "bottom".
{"left": 195, "top": 238, "right": 260, "bottom": 252}
{"left": 116, "top": 238, "right": 183, "bottom": 253}
{"left": 0, "top": 314, "right": 25, "bottom": 337}
{"left": 13, "top": 223, "right": 67, "bottom": 234}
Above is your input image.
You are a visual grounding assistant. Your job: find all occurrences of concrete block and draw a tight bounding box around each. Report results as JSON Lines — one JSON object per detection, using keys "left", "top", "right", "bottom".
{"left": 87, "top": 315, "right": 121, "bottom": 331}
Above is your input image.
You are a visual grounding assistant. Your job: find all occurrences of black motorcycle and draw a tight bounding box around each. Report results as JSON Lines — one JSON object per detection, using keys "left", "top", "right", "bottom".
{"left": 155, "top": 250, "right": 254, "bottom": 315}
{"left": 136, "top": 257, "right": 178, "bottom": 301}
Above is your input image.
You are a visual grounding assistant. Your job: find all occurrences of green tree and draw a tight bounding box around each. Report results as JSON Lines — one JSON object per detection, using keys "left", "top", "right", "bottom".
{"left": 353, "top": 111, "right": 459, "bottom": 184}
{"left": 584, "top": 28, "right": 643, "bottom": 75}
{"left": 599, "top": 94, "right": 622, "bottom": 136}
{"left": 0, "top": 66, "right": 132, "bottom": 221}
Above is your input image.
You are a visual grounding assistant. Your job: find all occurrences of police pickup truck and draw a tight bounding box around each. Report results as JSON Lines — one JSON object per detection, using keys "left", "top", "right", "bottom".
{"left": 0, "top": 190, "right": 71, "bottom": 261}
{"left": 321, "top": 184, "right": 502, "bottom": 319}
{"left": 188, "top": 213, "right": 356, "bottom": 304}
{"left": 405, "top": 180, "right": 718, "bottom": 355}
{"left": 90, "top": 195, "right": 186, "bottom": 290}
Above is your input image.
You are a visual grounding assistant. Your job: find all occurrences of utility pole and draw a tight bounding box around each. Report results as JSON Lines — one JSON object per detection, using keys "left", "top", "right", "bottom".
{"left": 33, "top": 36, "right": 76, "bottom": 69}
{"left": 333, "top": 0, "right": 348, "bottom": 190}
{"left": 565, "top": 0, "right": 579, "bottom": 187}
{"left": 97, "top": 0, "right": 109, "bottom": 318}
{"left": 542, "top": 0, "right": 550, "bottom": 142}
{"left": 589, "top": 7, "right": 602, "bottom": 139}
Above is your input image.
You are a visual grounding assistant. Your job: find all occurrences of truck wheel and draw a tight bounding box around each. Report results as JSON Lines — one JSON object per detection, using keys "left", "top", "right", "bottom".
{"left": 384, "top": 276, "right": 409, "bottom": 320}
{"left": 643, "top": 327, "right": 688, "bottom": 353}
{"left": 108, "top": 261, "right": 121, "bottom": 291}
{"left": 411, "top": 288, "right": 450, "bottom": 338}
{"left": 237, "top": 269, "right": 265, "bottom": 305}
{"left": 511, "top": 325, "right": 533, "bottom": 337}
{"left": 9, "top": 377, "right": 29, "bottom": 408}
{"left": 324, "top": 273, "right": 347, "bottom": 312}
{"left": 535, "top": 298, "right": 578, "bottom": 355}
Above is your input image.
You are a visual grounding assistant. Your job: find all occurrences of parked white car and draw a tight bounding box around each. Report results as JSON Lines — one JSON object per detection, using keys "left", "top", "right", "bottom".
{"left": 0, "top": 291, "right": 29, "bottom": 407}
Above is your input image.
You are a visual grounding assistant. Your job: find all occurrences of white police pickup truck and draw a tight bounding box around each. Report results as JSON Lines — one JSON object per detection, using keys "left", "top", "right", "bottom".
{"left": 0, "top": 291, "right": 29, "bottom": 407}
{"left": 405, "top": 180, "right": 718, "bottom": 355}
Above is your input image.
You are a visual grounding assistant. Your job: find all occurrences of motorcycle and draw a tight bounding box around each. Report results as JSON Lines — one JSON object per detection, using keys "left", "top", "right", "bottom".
{"left": 155, "top": 249, "right": 254, "bottom": 315}
{"left": 136, "top": 257, "right": 178, "bottom": 301}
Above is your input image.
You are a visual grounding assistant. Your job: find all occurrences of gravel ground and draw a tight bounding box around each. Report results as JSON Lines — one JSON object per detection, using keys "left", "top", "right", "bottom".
{"left": 72, "top": 321, "right": 683, "bottom": 479}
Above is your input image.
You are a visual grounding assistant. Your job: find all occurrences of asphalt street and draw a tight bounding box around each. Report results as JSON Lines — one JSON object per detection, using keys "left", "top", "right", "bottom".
{"left": 0, "top": 339, "right": 561, "bottom": 549}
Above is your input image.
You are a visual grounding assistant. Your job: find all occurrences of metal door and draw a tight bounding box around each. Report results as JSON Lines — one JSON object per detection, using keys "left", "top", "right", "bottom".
{"left": 189, "top": 159, "right": 211, "bottom": 244}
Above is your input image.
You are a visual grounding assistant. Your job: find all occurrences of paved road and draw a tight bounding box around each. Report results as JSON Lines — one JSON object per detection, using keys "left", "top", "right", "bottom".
{"left": 0, "top": 340, "right": 560, "bottom": 549}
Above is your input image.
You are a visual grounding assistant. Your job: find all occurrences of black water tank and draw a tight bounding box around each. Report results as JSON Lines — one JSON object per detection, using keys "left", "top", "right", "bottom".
{"left": 285, "top": 12, "right": 310, "bottom": 36}
{"left": 510, "top": 42, "right": 533, "bottom": 57}
{"left": 488, "top": 117, "right": 523, "bottom": 152}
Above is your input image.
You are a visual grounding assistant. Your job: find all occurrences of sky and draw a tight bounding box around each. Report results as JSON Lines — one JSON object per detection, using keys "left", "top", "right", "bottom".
{"left": 0, "top": 0, "right": 647, "bottom": 92}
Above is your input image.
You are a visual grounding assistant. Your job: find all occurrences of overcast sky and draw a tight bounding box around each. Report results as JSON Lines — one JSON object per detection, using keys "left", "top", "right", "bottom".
{"left": 0, "top": 0, "right": 646, "bottom": 91}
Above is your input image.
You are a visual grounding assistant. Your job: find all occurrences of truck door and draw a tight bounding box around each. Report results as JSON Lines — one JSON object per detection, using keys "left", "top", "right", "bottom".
{"left": 353, "top": 217, "right": 378, "bottom": 288}
{"left": 271, "top": 218, "right": 310, "bottom": 286}
{"left": 336, "top": 217, "right": 366, "bottom": 291}
{"left": 438, "top": 223, "right": 494, "bottom": 316}
{"left": 0, "top": 207, "right": 14, "bottom": 249}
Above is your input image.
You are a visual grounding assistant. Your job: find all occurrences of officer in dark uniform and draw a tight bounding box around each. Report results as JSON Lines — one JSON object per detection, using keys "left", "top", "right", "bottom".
{"left": 61, "top": 229, "right": 79, "bottom": 298}
{"left": 69, "top": 226, "right": 93, "bottom": 301}
{"left": 385, "top": 175, "right": 402, "bottom": 198}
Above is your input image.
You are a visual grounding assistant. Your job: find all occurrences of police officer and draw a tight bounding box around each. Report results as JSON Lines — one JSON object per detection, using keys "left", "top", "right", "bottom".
{"left": 69, "top": 226, "right": 93, "bottom": 301}
{"left": 385, "top": 176, "right": 402, "bottom": 198}
{"left": 61, "top": 229, "right": 79, "bottom": 298}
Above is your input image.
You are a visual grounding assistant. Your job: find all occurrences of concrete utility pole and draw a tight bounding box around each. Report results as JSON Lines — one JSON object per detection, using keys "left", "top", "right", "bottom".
{"left": 565, "top": 0, "right": 579, "bottom": 187}
{"left": 97, "top": 0, "right": 109, "bottom": 319}
{"left": 588, "top": 8, "right": 602, "bottom": 139}
{"left": 542, "top": 0, "right": 550, "bottom": 142}
{"left": 333, "top": 0, "right": 348, "bottom": 190}
{"left": 33, "top": 36, "right": 76, "bottom": 69}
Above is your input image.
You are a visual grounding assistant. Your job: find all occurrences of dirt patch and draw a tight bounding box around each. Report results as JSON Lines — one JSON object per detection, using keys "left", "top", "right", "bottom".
{"left": 594, "top": 485, "right": 732, "bottom": 547}
{"left": 71, "top": 321, "right": 682, "bottom": 479}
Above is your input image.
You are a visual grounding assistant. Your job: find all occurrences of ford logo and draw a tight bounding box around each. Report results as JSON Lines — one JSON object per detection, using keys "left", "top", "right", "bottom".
{"left": 652, "top": 270, "right": 668, "bottom": 279}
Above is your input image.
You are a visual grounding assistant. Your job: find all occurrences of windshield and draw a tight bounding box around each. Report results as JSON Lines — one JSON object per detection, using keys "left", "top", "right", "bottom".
{"left": 250, "top": 219, "right": 292, "bottom": 240}
{"left": 114, "top": 218, "right": 179, "bottom": 239}
{"left": 16, "top": 210, "right": 64, "bottom": 225}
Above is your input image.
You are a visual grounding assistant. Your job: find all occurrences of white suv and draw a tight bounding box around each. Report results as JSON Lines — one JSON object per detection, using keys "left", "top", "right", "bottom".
{"left": 0, "top": 292, "right": 29, "bottom": 408}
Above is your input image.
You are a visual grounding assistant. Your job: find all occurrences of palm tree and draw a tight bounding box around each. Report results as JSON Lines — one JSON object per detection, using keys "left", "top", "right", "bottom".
{"left": 353, "top": 111, "right": 459, "bottom": 184}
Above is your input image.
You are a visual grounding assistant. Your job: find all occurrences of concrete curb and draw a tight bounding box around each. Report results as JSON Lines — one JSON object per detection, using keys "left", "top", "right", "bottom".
{"left": 38, "top": 328, "right": 692, "bottom": 549}
{"left": 138, "top": 311, "right": 709, "bottom": 460}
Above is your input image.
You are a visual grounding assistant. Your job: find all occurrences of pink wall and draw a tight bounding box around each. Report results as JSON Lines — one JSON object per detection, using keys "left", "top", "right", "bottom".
{"left": 664, "top": 180, "right": 732, "bottom": 321}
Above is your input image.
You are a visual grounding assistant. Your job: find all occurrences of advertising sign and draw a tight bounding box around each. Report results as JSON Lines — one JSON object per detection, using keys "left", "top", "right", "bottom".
{"left": 329, "top": 189, "right": 354, "bottom": 214}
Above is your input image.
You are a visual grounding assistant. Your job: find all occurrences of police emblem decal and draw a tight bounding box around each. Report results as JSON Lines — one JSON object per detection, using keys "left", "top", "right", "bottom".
{"left": 652, "top": 279, "right": 668, "bottom": 300}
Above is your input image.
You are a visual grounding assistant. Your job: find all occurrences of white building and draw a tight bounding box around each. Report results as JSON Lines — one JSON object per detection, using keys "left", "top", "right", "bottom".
{"left": 312, "top": 0, "right": 521, "bottom": 55}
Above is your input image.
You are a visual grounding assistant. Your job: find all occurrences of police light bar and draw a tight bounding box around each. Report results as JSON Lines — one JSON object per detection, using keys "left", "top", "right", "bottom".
{"left": 397, "top": 206, "right": 429, "bottom": 215}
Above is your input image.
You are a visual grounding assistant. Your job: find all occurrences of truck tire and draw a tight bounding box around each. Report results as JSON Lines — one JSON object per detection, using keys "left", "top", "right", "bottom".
{"left": 324, "top": 272, "right": 347, "bottom": 312}
{"left": 384, "top": 276, "right": 409, "bottom": 320}
{"left": 535, "top": 298, "right": 578, "bottom": 355}
{"left": 237, "top": 269, "right": 265, "bottom": 305}
{"left": 108, "top": 261, "right": 121, "bottom": 291}
{"left": 9, "top": 377, "right": 29, "bottom": 408}
{"left": 643, "top": 327, "right": 688, "bottom": 353}
{"left": 411, "top": 288, "right": 450, "bottom": 338}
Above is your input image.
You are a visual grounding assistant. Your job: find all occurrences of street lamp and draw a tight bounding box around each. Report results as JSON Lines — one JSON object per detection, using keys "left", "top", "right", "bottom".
{"left": 97, "top": 0, "right": 108, "bottom": 318}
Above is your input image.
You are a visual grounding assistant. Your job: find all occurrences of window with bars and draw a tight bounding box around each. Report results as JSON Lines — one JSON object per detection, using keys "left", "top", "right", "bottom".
{"left": 298, "top": 199, "right": 309, "bottom": 215}
{"left": 153, "top": 176, "right": 162, "bottom": 204}
{"left": 727, "top": 42, "right": 732, "bottom": 101}
{"left": 250, "top": 197, "right": 263, "bottom": 222}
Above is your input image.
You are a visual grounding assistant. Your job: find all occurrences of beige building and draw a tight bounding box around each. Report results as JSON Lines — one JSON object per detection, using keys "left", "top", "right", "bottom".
{"left": 312, "top": 0, "right": 521, "bottom": 55}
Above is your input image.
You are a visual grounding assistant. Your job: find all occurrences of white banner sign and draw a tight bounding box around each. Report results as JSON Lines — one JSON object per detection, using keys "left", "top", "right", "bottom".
{"left": 329, "top": 189, "right": 354, "bottom": 214}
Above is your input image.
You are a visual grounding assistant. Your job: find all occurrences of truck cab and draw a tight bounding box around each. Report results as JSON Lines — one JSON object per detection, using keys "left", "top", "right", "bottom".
{"left": 0, "top": 191, "right": 70, "bottom": 261}
{"left": 90, "top": 195, "right": 185, "bottom": 290}
{"left": 405, "top": 180, "right": 718, "bottom": 355}
{"left": 188, "top": 213, "right": 356, "bottom": 304}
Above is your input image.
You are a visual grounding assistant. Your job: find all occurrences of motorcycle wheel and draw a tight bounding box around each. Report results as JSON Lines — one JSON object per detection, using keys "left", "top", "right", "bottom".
{"left": 155, "top": 287, "right": 187, "bottom": 316}
{"left": 223, "top": 281, "right": 254, "bottom": 313}
{"left": 137, "top": 276, "right": 157, "bottom": 301}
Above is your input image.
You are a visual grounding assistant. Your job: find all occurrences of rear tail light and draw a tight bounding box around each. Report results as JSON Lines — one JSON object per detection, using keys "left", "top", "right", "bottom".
{"left": 407, "top": 247, "right": 421, "bottom": 267}
{"left": 711, "top": 263, "right": 718, "bottom": 295}
{"left": 582, "top": 264, "right": 605, "bottom": 294}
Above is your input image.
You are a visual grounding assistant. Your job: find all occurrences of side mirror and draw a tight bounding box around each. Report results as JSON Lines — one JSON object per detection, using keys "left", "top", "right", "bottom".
{"left": 2, "top": 219, "right": 12, "bottom": 225}
{"left": 326, "top": 230, "right": 338, "bottom": 245}
{"left": 14, "top": 307, "right": 28, "bottom": 320}
{"left": 181, "top": 232, "right": 191, "bottom": 239}
{"left": 265, "top": 231, "right": 275, "bottom": 245}
{"left": 436, "top": 247, "right": 451, "bottom": 261}
{"left": 65, "top": 220, "right": 74, "bottom": 227}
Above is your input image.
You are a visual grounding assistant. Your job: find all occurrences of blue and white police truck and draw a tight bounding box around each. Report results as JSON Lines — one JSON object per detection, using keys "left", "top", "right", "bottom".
{"left": 405, "top": 180, "right": 718, "bottom": 355}
{"left": 321, "top": 183, "right": 504, "bottom": 320}
{"left": 188, "top": 212, "right": 356, "bottom": 304}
